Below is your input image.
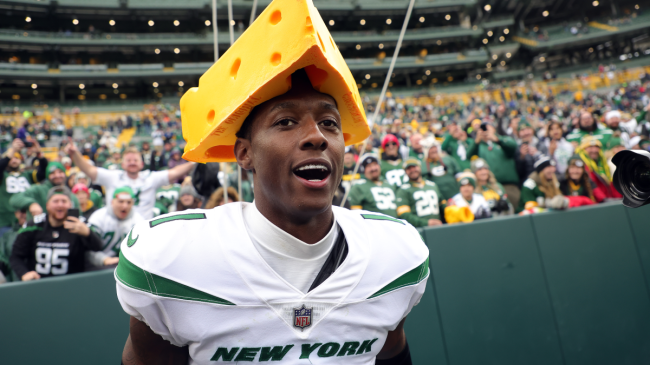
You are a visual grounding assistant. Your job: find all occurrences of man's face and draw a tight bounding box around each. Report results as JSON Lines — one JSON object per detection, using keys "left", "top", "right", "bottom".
{"left": 75, "top": 191, "right": 89, "bottom": 207}
{"left": 405, "top": 165, "right": 421, "bottom": 181}
{"left": 343, "top": 152, "right": 355, "bottom": 168}
{"left": 364, "top": 161, "right": 381, "bottom": 181}
{"left": 460, "top": 184, "right": 474, "bottom": 200}
{"left": 607, "top": 116, "right": 620, "bottom": 129}
{"left": 122, "top": 152, "right": 144, "bottom": 174}
{"left": 142, "top": 143, "right": 150, "bottom": 151}
{"left": 77, "top": 177, "right": 89, "bottom": 187}
{"left": 580, "top": 112, "right": 594, "bottom": 128}
{"left": 49, "top": 169, "right": 66, "bottom": 186}
{"left": 8, "top": 156, "right": 20, "bottom": 169}
{"left": 112, "top": 196, "right": 133, "bottom": 220}
{"left": 410, "top": 134, "right": 422, "bottom": 151}
{"left": 164, "top": 144, "right": 172, "bottom": 151}
{"left": 46, "top": 195, "right": 71, "bottom": 221}
{"left": 586, "top": 145, "right": 600, "bottom": 160}
{"left": 235, "top": 79, "right": 344, "bottom": 218}
{"left": 519, "top": 127, "right": 533, "bottom": 142}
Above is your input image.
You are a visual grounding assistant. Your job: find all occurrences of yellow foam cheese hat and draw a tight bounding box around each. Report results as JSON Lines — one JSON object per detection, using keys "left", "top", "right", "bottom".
{"left": 180, "top": 0, "right": 370, "bottom": 163}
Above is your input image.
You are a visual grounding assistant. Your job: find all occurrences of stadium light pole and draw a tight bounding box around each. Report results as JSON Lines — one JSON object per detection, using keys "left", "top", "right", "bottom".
{"left": 340, "top": 0, "right": 416, "bottom": 207}
{"left": 228, "top": 0, "right": 235, "bottom": 45}
{"left": 212, "top": 0, "right": 219, "bottom": 61}
{"left": 249, "top": 0, "right": 259, "bottom": 26}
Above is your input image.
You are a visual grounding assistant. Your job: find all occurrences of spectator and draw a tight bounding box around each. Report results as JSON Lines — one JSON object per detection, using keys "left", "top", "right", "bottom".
{"left": 576, "top": 137, "right": 622, "bottom": 202}
{"left": 94, "top": 145, "right": 109, "bottom": 167}
{"left": 520, "top": 156, "right": 568, "bottom": 211}
{"left": 441, "top": 123, "right": 473, "bottom": 171}
{"left": 566, "top": 111, "right": 613, "bottom": 147}
{"left": 176, "top": 185, "right": 204, "bottom": 211}
{"left": 104, "top": 150, "right": 122, "bottom": 170}
{"left": 516, "top": 121, "right": 541, "bottom": 184}
{"left": 9, "top": 161, "right": 79, "bottom": 219}
{"left": 468, "top": 121, "right": 520, "bottom": 209}
{"left": 471, "top": 158, "right": 512, "bottom": 216}
{"left": 349, "top": 154, "right": 397, "bottom": 217}
{"left": 380, "top": 134, "right": 406, "bottom": 187}
{"left": 141, "top": 141, "right": 163, "bottom": 171}
{"left": 87, "top": 186, "right": 144, "bottom": 268}
{"left": 538, "top": 120, "right": 574, "bottom": 178}
{"left": 560, "top": 156, "right": 596, "bottom": 204}
{"left": 72, "top": 183, "right": 97, "bottom": 223}
{"left": 395, "top": 158, "right": 444, "bottom": 227}
{"left": 204, "top": 186, "right": 240, "bottom": 209}
{"left": 448, "top": 175, "right": 492, "bottom": 219}
{"left": 0, "top": 208, "right": 27, "bottom": 283}
{"left": 167, "top": 149, "right": 189, "bottom": 183}
{"left": 407, "top": 133, "right": 425, "bottom": 164}
{"left": 10, "top": 186, "right": 102, "bottom": 281}
{"left": 424, "top": 143, "right": 460, "bottom": 201}
{"left": 67, "top": 144, "right": 195, "bottom": 219}
{"left": 228, "top": 168, "right": 254, "bottom": 203}
{"left": 74, "top": 171, "right": 104, "bottom": 209}
{"left": 0, "top": 139, "right": 47, "bottom": 236}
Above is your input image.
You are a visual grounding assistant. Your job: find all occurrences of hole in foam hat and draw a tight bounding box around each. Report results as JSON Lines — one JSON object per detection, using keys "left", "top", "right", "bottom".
{"left": 270, "top": 10, "right": 282, "bottom": 25}
{"left": 304, "top": 65, "right": 328, "bottom": 90}
{"left": 317, "top": 33, "right": 326, "bottom": 51}
{"left": 271, "top": 52, "right": 282, "bottom": 66}
{"left": 343, "top": 133, "right": 352, "bottom": 142}
{"left": 230, "top": 58, "right": 241, "bottom": 80}
{"left": 306, "top": 16, "right": 312, "bottom": 28}
{"left": 207, "top": 110, "right": 215, "bottom": 124}
{"left": 205, "top": 145, "right": 235, "bottom": 160}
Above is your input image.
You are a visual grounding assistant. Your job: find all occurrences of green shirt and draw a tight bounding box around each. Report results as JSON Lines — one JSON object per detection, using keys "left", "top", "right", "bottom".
{"left": 424, "top": 156, "right": 461, "bottom": 201}
{"left": 441, "top": 135, "right": 474, "bottom": 171}
{"left": 565, "top": 125, "right": 614, "bottom": 149}
{"left": 519, "top": 178, "right": 545, "bottom": 212}
{"left": 395, "top": 180, "right": 444, "bottom": 227}
{"left": 0, "top": 171, "right": 36, "bottom": 227}
{"left": 380, "top": 159, "right": 407, "bottom": 187}
{"left": 467, "top": 137, "right": 519, "bottom": 185}
{"left": 349, "top": 179, "right": 397, "bottom": 217}
{"left": 155, "top": 184, "right": 182, "bottom": 212}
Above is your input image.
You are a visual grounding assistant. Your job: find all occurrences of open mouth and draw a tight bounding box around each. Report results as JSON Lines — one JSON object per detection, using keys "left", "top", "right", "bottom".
{"left": 293, "top": 163, "right": 331, "bottom": 183}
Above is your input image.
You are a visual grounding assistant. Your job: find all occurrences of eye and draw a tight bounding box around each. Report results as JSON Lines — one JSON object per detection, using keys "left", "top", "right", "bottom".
{"left": 320, "top": 119, "right": 340, "bottom": 128}
{"left": 275, "top": 118, "right": 296, "bottom": 127}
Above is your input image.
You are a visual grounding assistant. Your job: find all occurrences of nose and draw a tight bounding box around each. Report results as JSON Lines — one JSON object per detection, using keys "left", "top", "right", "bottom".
{"left": 299, "top": 119, "right": 328, "bottom": 151}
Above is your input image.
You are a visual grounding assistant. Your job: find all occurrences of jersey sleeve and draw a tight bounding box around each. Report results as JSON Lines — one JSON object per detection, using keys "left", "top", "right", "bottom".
{"left": 151, "top": 170, "right": 171, "bottom": 190}
{"left": 114, "top": 220, "right": 186, "bottom": 347}
{"left": 396, "top": 187, "right": 427, "bottom": 227}
{"left": 94, "top": 168, "right": 118, "bottom": 187}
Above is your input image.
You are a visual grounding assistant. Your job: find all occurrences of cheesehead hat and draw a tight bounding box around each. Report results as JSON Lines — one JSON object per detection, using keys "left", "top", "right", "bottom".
{"left": 180, "top": 0, "right": 369, "bottom": 163}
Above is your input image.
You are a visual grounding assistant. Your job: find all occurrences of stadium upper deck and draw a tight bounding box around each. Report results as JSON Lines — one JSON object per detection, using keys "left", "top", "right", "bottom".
{"left": 0, "top": 0, "right": 648, "bottom": 103}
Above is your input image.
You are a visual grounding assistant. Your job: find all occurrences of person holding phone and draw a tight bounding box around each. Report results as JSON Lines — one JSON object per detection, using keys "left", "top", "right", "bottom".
{"left": 9, "top": 186, "right": 102, "bottom": 281}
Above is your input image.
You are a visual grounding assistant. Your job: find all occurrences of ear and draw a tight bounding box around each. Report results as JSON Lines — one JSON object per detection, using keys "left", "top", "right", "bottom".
{"left": 234, "top": 138, "right": 255, "bottom": 173}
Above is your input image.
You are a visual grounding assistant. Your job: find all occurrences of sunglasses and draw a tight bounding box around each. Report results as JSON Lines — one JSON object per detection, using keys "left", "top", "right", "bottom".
{"left": 386, "top": 142, "right": 397, "bottom": 147}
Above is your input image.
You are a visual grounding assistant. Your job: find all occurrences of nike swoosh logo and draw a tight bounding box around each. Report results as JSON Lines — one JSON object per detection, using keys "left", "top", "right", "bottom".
{"left": 127, "top": 228, "right": 139, "bottom": 247}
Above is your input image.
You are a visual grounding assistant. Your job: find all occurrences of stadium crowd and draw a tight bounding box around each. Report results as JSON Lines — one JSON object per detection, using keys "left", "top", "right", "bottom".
{"left": 0, "top": 76, "right": 649, "bottom": 283}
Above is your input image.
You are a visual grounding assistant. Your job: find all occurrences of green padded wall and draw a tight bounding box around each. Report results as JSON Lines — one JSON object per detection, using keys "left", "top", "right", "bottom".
{"left": 0, "top": 269, "right": 129, "bottom": 365}
{"left": 404, "top": 279, "right": 449, "bottom": 365}
{"left": 425, "top": 216, "right": 564, "bottom": 365}
{"left": 532, "top": 204, "right": 650, "bottom": 365}
{"left": 625, "top": 204, "right": 650, "bottom": 288}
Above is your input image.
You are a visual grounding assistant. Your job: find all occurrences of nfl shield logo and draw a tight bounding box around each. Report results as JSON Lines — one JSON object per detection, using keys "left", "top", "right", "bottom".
{"left": 293, "top": 304, "right": 312, "bottom": 330}
{"left": 52, "top": 231, "right": 59, "bottom": 239}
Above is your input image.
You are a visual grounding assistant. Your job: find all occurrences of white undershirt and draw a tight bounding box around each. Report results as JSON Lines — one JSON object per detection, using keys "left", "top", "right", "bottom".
{"left": 242, "top": 202, "right": 338, "bottom": 293}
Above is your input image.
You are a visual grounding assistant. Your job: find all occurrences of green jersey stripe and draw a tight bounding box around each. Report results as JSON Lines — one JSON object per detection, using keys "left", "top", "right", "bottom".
{"left": 367, "top": 257, "right": 429, "bottom": 299}
{"left": 149, "top": 213, "right": 207, "bottom": 228}
{"left": 361, "top": 214, "right": 405, "bottom": 225}
{"left": 116, "top": 251, "right": 235, "bottom": 305}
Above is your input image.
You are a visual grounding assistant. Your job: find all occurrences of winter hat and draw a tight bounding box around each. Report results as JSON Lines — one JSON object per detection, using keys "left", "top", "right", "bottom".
{"left": 458, "top": 176, "right": 476, "bottom": 188}
{"left": 359, "top": 154, "right": 380, "bottom": 169}
{"left": 381, "top": 134, "right": 400, "bottom": 149}
{"left": 46, "top": 185, "right": 72, "bottom": 202}
{"left": 113, "top": 186, "right": 135, "bottom": 200}
{"left": 534, "top": 155, "right": 556, "bottom": 173}
{"left": 403, "top": 158, "right": 421, "bottom": 169}
{"left": 470, "top": 158, "right": 490, "bottom": 173}
{"left": 46, "top": 161, "right": 65, "bottom": 176}
{"left": 180, "top": 184, "right": 202, "bottom": 200}
{"left": 71, "top": 183, "right": 89, "bottom": 195}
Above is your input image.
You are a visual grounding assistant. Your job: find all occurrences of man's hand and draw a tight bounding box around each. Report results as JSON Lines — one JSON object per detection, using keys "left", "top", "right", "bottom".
{"left": 64, "top": 142, "right": 78, "bottom": 156}
{"left": 528, "top": 145, "right": 538, "bottom": 156}
{"left": 519, "top": 144, "right": 529, "bottom": 159}
{"left": 103, "top": 257, "right": 120, "bottom": 266}
{"left": 29, "top": 203, "right": 43, "bottom": 217}
{"left": 428, "top": 219, "right": 443, "bottom": 226}
{"left": 474, "top": 130, "right": 484, "bottom": 143}
{"left": 10, "top": 138, "right": 24, "bottom": 152}
{"left": 64, "top": 216, "right": 90, "bottom": 236}
{"left": 22, "top": 271, "right": 41, "bottom": 281}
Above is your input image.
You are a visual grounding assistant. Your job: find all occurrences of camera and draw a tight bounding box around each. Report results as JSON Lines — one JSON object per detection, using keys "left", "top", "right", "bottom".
{"left": 480, "top": 122, "right": 489, "bottom": 132}
{"left": 612, "top": 150, "right": 650, "bottom": 208}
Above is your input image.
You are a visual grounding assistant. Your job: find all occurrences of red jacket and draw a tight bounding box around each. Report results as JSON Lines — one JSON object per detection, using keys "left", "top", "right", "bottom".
{"left": 585, "top": 167, "right": 622, "bottom": 202}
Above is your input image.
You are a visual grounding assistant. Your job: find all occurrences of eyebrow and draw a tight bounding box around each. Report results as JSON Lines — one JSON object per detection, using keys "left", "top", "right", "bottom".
{"left": 268, "top": 100, "right": 339, "bottom": 113}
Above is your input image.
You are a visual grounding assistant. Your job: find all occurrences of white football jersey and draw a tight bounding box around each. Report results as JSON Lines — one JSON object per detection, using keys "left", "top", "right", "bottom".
{"left": 95, "top": 168, "right": 170, "bottom": 219}
{"left": 87, "top": 206, "right": 145, "bottom": 256}
{"left": 115, "top": 203, "right": 429, "bottom": 364}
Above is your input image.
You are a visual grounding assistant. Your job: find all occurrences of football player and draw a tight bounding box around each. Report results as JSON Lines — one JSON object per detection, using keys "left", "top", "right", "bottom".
{"left": 116, "top": 2, "right": 428, "bottom": 364}
{"left": 396, "top": 158, "right": 444, "bottom": 227}
{"left": 349, "top": 154, "right": 398, "bottom": 217}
